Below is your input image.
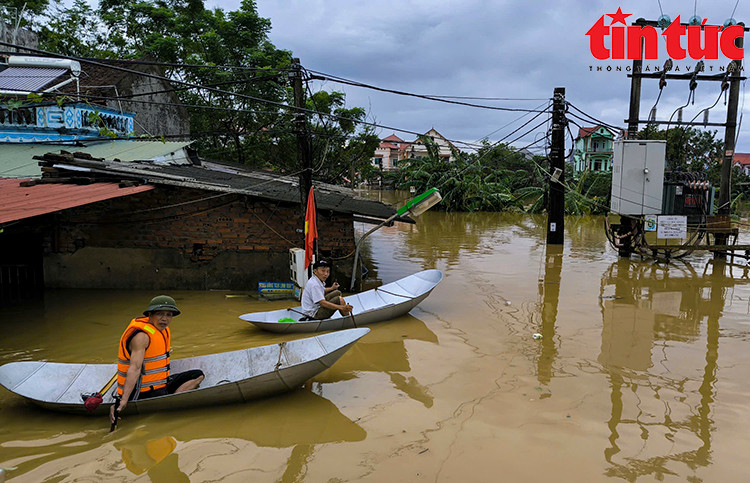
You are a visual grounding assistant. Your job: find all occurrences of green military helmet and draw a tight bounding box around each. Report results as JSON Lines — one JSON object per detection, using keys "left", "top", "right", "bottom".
{"left": 144, "top": 295, "right": 181, "bottom": 316}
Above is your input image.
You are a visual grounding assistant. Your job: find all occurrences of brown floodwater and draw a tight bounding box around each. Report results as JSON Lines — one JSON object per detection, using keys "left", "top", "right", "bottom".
{"left": 3, "top": 200, "right": 750, "bottom": 481}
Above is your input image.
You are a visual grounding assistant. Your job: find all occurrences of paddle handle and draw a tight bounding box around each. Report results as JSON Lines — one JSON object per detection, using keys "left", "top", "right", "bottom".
{"left": 110, "top": 396, "right": 121, "bottom": 432}
{"left": 99, "top": 373, "right": 118, "bottom": 395}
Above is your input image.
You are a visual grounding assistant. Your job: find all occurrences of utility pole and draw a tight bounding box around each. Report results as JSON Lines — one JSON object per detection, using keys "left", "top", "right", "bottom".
{"left": 291, "top": 58, "right": 312, "bottom": 209}
{"left": 716, "top": 34, "right": 744, "bottom": 254}
{"left": 626, "top": 23, "right": 644, "bottom": 139}
{"left": 546, "top": 87, "right": 566, "bottom": 245}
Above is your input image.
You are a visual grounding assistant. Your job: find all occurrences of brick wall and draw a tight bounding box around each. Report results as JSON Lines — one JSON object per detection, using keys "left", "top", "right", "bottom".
{"left": 36, "top": 185, "right": 355, "bottom": 289}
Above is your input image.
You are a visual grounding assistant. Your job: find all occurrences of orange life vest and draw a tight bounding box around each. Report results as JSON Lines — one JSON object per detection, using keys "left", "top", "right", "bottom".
{"left": 117, "top": 317, "right": 171, "bottom": 397}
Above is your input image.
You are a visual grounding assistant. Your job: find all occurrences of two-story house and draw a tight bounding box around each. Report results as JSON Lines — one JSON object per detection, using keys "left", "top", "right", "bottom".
{"left": 372, "top": 134, "right": 409, "bottom": 171}
{"left": 573, "top": 126, "right": 615, "bottom": 174}
{"left": 408, "top": 128, "right": 458, "bottom": 162}
{"left": 371, "top": 129, "right": 458, "bottom": 171}
{"left": 733, "top": 153, "right": 750, "bottom": 175}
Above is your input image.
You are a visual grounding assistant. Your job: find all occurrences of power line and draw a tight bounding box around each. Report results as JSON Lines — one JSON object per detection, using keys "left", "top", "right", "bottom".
{"left": 306, "top": 69, "right": 550, "bottom": 113}
{"left": 77, "top": 56, "right": 293, "bottom": 73}
{"left": 0, "top": 44, "right": 491, "bottom": 150}
{"left": 566, "top": 103, "right": 624, "bottom": 132}
{"left": 566, "top": 111, "right": 623, "bottom": 135}
{"left": 420, "top": 95, "right": 550, "bottom": 101}
{"left": 479, "top": 100, "right": 551, "bottom": 141}
{"left": 77, "top": 74, "right": 283, "bottom": 101}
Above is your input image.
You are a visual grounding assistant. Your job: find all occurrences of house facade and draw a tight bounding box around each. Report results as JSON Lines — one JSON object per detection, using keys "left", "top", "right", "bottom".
{"left": 371, "top": 128, "right": 458, "bottom": 170}
{"left": 0, "top": 153, "right": 412, "bottom": 293}
{"left": 733, "top": 153, "right": 750, "bottom": 175}
{"left": 573, "top": 126, "right": 615, "bottom": 174}
{"left": 407, "top": 128, "right": 457, "bottom": 162}
{"left": 63, "top": 59, "right": 189, "bottom": 140}
{"left": 372, "top": 134, "right": 408, "bottom": 171}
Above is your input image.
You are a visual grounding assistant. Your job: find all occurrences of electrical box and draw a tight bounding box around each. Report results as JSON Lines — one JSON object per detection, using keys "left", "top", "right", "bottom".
{"left": 610, "top": 140, "right": 666, "bottom": 215}
{"left": 289, "top": 248, "right": 307, "bottom": 288}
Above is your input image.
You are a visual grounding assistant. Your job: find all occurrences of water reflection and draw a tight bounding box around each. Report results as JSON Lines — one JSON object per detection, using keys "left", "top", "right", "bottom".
{"left": 314, "top": 314, "right": 438, "bottom": 408}
{"left": 536, "top": 245, "right": 563, "bottom": 385}
{"left": 116, "top": 434, "right": 187, "bottom": 481}
{"left": 597, "top": 258, "right": 742, "bottom": 479}
{"left": 1, "top": 389, "right": 364, "bottom": 481}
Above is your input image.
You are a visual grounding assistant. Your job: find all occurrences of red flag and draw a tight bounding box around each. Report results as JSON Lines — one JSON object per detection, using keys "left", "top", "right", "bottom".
{"left": 304, "top": 186, "right": 317, "bottom": 269}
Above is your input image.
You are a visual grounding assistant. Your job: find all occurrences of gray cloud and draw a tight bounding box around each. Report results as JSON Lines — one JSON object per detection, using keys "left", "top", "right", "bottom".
{"left": 207, "top": 0, "right": 749, "bottom": 151}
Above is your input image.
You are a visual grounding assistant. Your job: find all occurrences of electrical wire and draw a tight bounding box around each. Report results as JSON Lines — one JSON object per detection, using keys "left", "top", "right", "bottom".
{"left": 77, "top": 56, "right": 293, "bottom": 73}
{"left": 566, "top": 103, "right": 623, "bottom": 133}
{"left": 2, "top": 41, "right": 462, "bottom": 144}
{"left": 731, "top": 0, "right": 741, "bottom": 19}
{"left": 414, "top": 95, "right": 549, "bottom": 101}
{"left": 689, "top": 87, "right": 725, "bottom": 124}
{"left": 307, "top": 70, "right": 549, "bottom": 113}
{"left": 479, "top": 100, "right": 551, "bottom": 141}
{"left": 664, "top": 89, "right": 694, "bottom": 141}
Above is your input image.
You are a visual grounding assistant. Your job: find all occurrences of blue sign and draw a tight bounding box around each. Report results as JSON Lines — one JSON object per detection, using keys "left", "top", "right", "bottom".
{"left": 258, "top": 282, "right": 295, "bottom": 294}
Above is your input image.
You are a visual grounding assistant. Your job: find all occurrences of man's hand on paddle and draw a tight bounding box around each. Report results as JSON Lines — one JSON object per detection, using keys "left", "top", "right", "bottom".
{"left": 109, "top": 399, "right": 126, "bottom": 424}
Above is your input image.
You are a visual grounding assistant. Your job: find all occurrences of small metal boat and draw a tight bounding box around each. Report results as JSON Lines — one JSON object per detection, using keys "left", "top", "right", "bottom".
{"left": 240, "top": 269, "right": 443, "bottom": 334}
{"left": 0, "top": 328, "right": 370, "bottom": 415}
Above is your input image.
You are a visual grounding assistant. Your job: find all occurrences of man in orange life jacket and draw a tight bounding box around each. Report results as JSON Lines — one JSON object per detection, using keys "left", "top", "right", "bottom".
{"left": 110, "top": 296, "right": 204, "bottom": 424}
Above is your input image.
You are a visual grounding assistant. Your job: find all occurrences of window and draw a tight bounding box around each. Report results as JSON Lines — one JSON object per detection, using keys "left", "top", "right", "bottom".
{"left": 594, "top": 160, "right": 602, "bottom": 171}
{"left": 373, "top": 157, "right": 382, "bottom": 167}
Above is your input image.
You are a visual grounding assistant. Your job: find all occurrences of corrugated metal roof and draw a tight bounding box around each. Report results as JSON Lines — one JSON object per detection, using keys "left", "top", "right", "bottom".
{"left": 0, "top": 140, "right": 192, "bottom": 178}
{"left": 0, "top": 67, "right": 67, "bottom": 92}
{"left": 38, "top": 155, "right": 412, "bottom": 223}
{"left": 73, "top": 140, "right": 192, "bottom": 163}
{"left": 0, "top": 177, "right": 154, "bottom": 224}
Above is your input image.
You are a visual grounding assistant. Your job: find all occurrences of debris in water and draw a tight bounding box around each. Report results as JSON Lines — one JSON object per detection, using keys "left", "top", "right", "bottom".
{"left": 532, "top": 333, "right": 543, "bottom": 340}
{"left": 505, "top": 300, "right": 512, "bottom": 306}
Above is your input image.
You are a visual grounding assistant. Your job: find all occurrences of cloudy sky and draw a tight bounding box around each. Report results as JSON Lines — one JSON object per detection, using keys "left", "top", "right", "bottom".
{"left": 208, "top": 0, "right": 748, "bottom": 153}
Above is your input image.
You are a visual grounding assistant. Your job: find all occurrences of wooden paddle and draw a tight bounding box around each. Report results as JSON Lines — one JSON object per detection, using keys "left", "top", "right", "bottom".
{"left": 110, "top": 396, "right": 121, "bottom": 432}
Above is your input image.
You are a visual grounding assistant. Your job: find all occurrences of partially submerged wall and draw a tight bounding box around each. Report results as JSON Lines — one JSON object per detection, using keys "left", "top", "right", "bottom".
{"left": 38, "top": 185, "right": 355, "bottom": 290}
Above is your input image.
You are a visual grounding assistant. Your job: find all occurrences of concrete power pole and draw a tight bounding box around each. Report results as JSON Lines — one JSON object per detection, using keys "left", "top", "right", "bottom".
{"left": 716, "top": 35, "right": 744, "bottom": 254}
{"left": 546, "top": 87, "right": 566, "bottom": 245}
{"left": 291, "top": 58, "right": 313, "bottom": 209}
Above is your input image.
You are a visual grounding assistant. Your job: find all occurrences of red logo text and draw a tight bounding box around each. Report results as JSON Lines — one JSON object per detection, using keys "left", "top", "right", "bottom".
{"left": 586, "top": 8, "right": 745, "bottom": 60}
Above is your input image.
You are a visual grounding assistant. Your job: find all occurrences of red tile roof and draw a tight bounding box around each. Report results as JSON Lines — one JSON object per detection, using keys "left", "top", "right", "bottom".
{"left": 382, "top": 134, "right": 405, "bottom": 143}
{"left": 0, "top": 178, "right": 154, "bottom": 224}
{"left": 578, "top": 126, "right": 599, "bottom": 138}
{"left": 733, "top": 153, "right": 750, "bottom": 166}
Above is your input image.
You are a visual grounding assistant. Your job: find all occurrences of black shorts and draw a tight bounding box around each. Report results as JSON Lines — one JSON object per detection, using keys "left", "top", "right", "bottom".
{"left": 133, "top": 369, "right": 204, "bottom": 400}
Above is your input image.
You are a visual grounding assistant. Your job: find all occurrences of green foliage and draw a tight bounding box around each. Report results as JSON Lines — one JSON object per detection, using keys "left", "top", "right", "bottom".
{"left": 37, "top": 0, "right": 112, "bottom": 57}
{"left": 395, "top": 138, "right": 525, "bottom": 212}
{"left": 637, "top": 125, "right": 723, "bottom": 175}
{"left": 21, "top": 0, "right": 378, "bottom": 185}
{"left": 1, "top": 0, "right": 49, "bottom": 27}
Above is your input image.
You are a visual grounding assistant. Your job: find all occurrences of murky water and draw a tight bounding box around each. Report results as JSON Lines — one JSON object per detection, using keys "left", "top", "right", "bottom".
{"left": 4, "top": 198, "right": 750, "bottom": 481}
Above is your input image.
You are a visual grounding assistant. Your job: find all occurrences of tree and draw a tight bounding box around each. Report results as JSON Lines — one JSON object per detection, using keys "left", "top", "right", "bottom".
{"left": 1, "top": 0, "right": 48, "bottom": 27}
{"left": 396, "top": 138, "right": 520, "bottom": 212}
{"left": 37, "top": 0, "right": 112, "bottom": 58}
{"left": 637, "top": 125, "right": 723, "bottom": 174}
{"left": 21, "top": 0, "right": 379, "bottom": 185}
{"left": 303, "top": 90, "right": 380, "bottom": 184}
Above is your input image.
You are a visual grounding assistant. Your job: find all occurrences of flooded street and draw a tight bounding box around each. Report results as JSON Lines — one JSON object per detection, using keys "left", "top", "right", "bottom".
{"left": 4, "top": 205, "right": 750, "bottom": 481}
